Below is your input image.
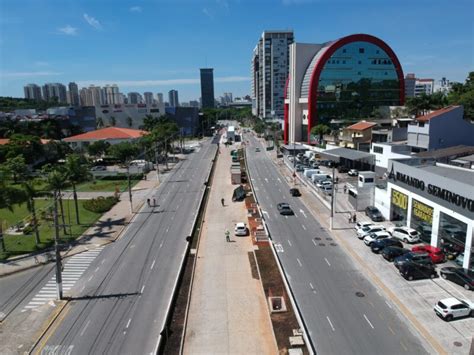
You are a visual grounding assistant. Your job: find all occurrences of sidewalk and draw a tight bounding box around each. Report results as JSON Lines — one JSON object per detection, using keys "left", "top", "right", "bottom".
{"left": 0, "top": 161, "right": 177, "bottom": 277}
{"left": 183, "top": 141, "right": 277, "bottom": 354}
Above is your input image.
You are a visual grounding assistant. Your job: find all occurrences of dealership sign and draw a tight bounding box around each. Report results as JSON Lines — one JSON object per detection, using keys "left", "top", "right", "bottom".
{"left": 388, "top": 164, "right": 474, "bottom": 213}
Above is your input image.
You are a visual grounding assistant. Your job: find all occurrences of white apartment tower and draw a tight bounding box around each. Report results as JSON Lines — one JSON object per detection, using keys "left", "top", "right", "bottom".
{"left": 144, "top": 92, "right": 154, "bottom": 105}
{"left": 251, "top": 30, "right": 294, "bottom": 121}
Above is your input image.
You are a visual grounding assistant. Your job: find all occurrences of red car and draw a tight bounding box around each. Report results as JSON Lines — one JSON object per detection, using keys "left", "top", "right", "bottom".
{"left": 412, "top": 245, "right": 445, "bottom": 263}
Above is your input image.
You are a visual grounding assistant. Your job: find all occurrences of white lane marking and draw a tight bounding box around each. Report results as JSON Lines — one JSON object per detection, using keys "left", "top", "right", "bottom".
{"left": 297, "top": 258, "right": 302, "bottom": 267}
{"left": 299, "top": 209, "right": 307, "bottom": 218}
{"left": 302, "top": 225, "right": 307, "bottom": 230}
{"left": 363, "top": 314, "right": 374, "bottom": 329}
{"left": 309, "top": 282, "right": 315, "bottom": 290}
{"left": 80, "top": 320, "right": 91, "bottom": 336}
{"left": 324, "top": 258, "right": 331, "bottom": 266}
{"left": 141, "top": 285, "right": 145, "bottom": 293}
{"left": 278, "top": 188, "right": 281, "bottom": 193}
{"left": 88, "top": 276, "right": 93, "bottom": 282}
{"left": 150, "top": 260, "right": 156, "bottom": 270}
{"left": 312, "top": 239, "right": 317, "bottom": 246}
{"left": 94, "top": 267, "right": 99, "bottom": 273}
{"left": 176, "top": 205, "right": 180, "bottom": 209}
{"left": 159, "top": 242, "right": 164, "bottom": 248}
{"left": 101, "top": 259, "right": 105, "bottom": 265}
{"left": 327, "top": 316, "right": 335, "bottom": 331}
{"left": 385, "top": 301, "right": 393, "bottom": 309}
{"left": 287, "top": 240, "right": 292, "bottom": 247}
{"left": 126, "top": 318, "right": 131, "bottom": 329}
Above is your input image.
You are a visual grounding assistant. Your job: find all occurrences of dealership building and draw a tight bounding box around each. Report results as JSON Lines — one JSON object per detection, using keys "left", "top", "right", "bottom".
{"left": 375, "top": 158, "right": 474, "bottom": 269}
{"left": 284, "top": 34, "right": 405, "bottom": 145}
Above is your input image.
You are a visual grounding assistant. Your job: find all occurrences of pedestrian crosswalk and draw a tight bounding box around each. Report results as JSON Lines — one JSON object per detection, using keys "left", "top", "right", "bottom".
{"left": 22, "top": 246, "right": 105, "bottom": 311}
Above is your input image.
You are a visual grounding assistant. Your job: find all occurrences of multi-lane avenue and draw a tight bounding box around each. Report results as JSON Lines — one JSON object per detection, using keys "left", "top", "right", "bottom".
{"left": 245, "top": 133, "right": 429, "bottom": 355}
{"left": 29, "top": 137, "right": 217, "bottom": 354}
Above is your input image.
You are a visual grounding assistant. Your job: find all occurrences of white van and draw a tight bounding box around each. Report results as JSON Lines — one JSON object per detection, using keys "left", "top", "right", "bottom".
{"left": 311, "top": 174, "right": 331, "bottom": 184}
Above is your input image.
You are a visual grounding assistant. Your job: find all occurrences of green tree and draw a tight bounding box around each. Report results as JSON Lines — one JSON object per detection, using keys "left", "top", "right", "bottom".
{"left": 447, "top": 72, "right": 474, "bottom": 120}
{"left": 44, "top": 166, "right": 68, "bottom": 235}
{"left": 126, "top": 116, "right": 133, "bottom": 128}
{"left": 64, "top": 154, "right": 91, "bottom": 225}
{"left": 22, "top": 180, "right": 41, "bottom": 246}
{"left": 108, "top": 116, "right": 116, "bottom": 127}
{"left": 96, "top": 117, "right": 104, "bottom": 129}
{"left": 4, "top": 134, "right": 43, "bottom": 164}
{"left": 1, "top": 155, "right": 28, "bottom": 183}
{"left": 311, "top": 124, "right": 331, "bottom": 143}
{"left": 253, "top": 119, "right": 266, "bottom": 135}
{"left": 143, "top": 114, "right": 160, "bottom": 131}
{"left": 107, "top": 142, "right": 139, "bottom": 164}
{"left": 87, "top": 140, "right": 110, "bottom": 158}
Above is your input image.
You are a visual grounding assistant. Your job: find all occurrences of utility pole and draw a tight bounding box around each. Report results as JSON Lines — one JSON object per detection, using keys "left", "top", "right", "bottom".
{"left": 53, "top": 191, "right": 63, "bottom": 300}
{"left": 330, "top": 164, "right": 335, "bottom": 230}
{"left": 155, "top": 141, "right": 160, "bottom": 182}
{"left": 127, "top": 163, "right": 133, "bottom": 213}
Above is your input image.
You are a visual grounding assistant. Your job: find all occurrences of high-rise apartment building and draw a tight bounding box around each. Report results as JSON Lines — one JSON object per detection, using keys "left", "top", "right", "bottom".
{"left": 42, "top": 83, "right": 67, "bottom": 103}
{"left": 251, "top": 30, "right": 294, "bottom": 120}
{"left": 68, "top": 82, "right": 80, "bottom": 106}
{"left": 156, "top": 93, "right": 164, "bottom": 105}
{"left": 200, "top": 68, "right": 215, "bottom": 108}
{"left": 405, "top": 74, "right": 434, "bottom": 98}
{"left": 144, "top": 92, "right": 154, "bottom": 105}
{"left": 23, "top": 84, "right": 42, "bottom": 101}
{"left": 102, "top": 84, "right": 120, "bottom": 105}
{"left": 169, "top": 90, "right": 179, "bottom": 107}
{"left": 128, "top": 92, "right": 142, "bottom": 104}
{"left": 404, "top": 74, "right": 416, "bottom": 98}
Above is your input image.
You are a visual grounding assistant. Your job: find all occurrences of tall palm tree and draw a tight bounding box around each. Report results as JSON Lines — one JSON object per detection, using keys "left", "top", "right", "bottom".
{"left": 22, "top": 181, "right": 41, "bottom": 246}
{"left": 64, "top": 154, "right": 90, "bottom": 225}
{"left": 46, "top": 168, "right": 68, "bottom": 235}
{"left": 126, "top": 116, "right": 133, "bottom": 128}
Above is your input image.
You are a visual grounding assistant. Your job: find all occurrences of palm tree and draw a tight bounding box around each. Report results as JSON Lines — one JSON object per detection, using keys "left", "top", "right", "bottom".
{"left": 22, "top": 181, "right": 41, "bottom": 246}
{"left": 64, "top": 154, "right": 90, "bottom": 225}
{"left": 126, "top": 116, "right": 133, "bottom": 128}
{"left": 96, "top": 117, "right": 104, "bottom": 129}
{"left": 109, "top": 116, "right": 116, "bottom": 127}
{"left": 45, "top": 168, "right": 68, "bottom": 235}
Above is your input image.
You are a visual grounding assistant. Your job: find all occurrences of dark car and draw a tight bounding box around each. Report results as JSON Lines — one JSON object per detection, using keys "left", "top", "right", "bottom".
{"left": 337, "top": 166, "right": 349, "bottom": 173}
{"left": 399, "top": 262, "right": 437, "bottom": 281}
{"left": 440, "top": 267, "right": 474, "bottom": 290}
{"left": 295, "top": 164, "right": 305, "bottom": 172}
{"left": 394, "top": 252, "right": 433, "bottom": 269}
{"left": 365, "top": 206, "right": 384, "bottom": 222}
{"left": 381, "top": 246, "right": 410, "bottom": 261}
{"left": 289, "top": 188, "right": 301, "bottom": 197}
{"left": 277, "top": 202, "right": 294, "bottom": 215}
{"left": 371, "top": 238, "right": 404, "bottom": 253}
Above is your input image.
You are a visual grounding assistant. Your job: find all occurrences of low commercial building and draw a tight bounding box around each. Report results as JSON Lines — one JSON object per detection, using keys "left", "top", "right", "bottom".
{"left": 338, "top": 121, "right": 376, "bottom": 151}
{"left": 96, "top": 103, "right": 165, "bottom": 129}
{"left": 376, "top": 158, "right": 473, "bottom": 269}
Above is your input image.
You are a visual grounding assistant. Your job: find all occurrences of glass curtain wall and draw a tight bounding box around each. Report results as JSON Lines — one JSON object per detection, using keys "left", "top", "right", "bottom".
{"left": 410, "top": 199, "right": 434, "bottom": 243}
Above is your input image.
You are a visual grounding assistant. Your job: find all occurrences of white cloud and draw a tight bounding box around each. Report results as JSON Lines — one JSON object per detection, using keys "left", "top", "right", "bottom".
{"left": 202, "top": 8, "right": 213, "bottom": 18}
{"left": 58, "top": 25, "right": 78, "bottom": 36}
{"left": 83, "top": 13, "right": 102, "bottom": 30}
{"left": 76, "top": 76, "right": 250, "bottom": 87}
{"left": 1, "top": 71, "right": 62, "bottom": 78}
{"left": 130, "top": 6, "right": 142, "bottom": 13}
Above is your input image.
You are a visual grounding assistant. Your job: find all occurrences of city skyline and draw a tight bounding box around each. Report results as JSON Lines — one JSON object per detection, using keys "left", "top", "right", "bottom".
{"left": 1, "top": 0, "right": 473, "bottom": 101}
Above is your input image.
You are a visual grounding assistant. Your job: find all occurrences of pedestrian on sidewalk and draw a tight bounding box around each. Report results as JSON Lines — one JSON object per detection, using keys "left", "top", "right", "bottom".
{"left": 343, "top": 185, "right": 347, "bottom": 194}
{"left": 147, "top": 198, "right": 151, "bottom": 207}
{"left": 153, "top": 198, "right": 156, "bottom": 207}
{"left": 221, "top": 198, "right": 225, "bottom": 206}
{"left": 348, "top": 214, "right": 352, "bottom": 224}
{"left": 352, "top": 213, "right": 357, "bottom": 223}
{"left": 225, "top": 229, "right": 230, "bottom": 242}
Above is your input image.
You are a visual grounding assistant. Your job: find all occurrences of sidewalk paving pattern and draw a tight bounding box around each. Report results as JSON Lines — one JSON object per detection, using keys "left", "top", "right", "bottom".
{"left": 184, "top": 138, "right": 278, "bottom": 354}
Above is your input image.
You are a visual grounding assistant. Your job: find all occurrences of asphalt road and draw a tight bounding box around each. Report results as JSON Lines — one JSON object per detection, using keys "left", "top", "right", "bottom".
{"left": 31, "top": 137, "right": 218, "bottom": 355}
{"left": 245, "top": 134, "right": 428, "bottom": 355}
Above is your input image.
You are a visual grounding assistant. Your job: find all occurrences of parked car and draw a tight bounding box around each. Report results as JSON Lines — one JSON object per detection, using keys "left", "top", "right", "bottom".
{"left": 364, "top": 231, "right": 391, "bottom": 246}
{"left": 440, "top": 267, "right": 474, "bottom": 290}
{"left": 365, "top": 206, "right": 384, "bottom": 222}
{"left": 234, "top": 222, "right": 249, "bottom": 236}
{"left": 310, "top": 162, "right": 320, "bottom": 169}
{"left": 357, "top": 225, "right": 386, "bottom": 239}
{"left": 455, "top": 252, "right": 474, "bottom": 268}
{"left": 277, "top": 202, "right": 294, "bottom": 215}
{"left": 381, "top": 246, "right": 410, "bottom": 260}
{"left": 394, "top": 252, "right": 432, "bottom": 269}
{"left": 411, "top": 245, "right": 445, "bottom": 263}
{"left": 337, "top": 166, "right": 349, "bottom": 173}
{"left": 371, "top": 238, "right": 404, "bottom": 254}
{"left": 399, "top": 262, "right": 437, "bottom": 281}
{"left": 90, "top": 165, "right": 107, "bottom": 171}
{"left": 441, "top": 243, "right": 463, "bottom": 260}
{"left": 434, "top": 298, "right": 474, "bottom": 321}
{"left": 288, "top": 156, "right": 295, "bottom": 162}
{"left": 388, "top": 226, "right": 420, "bottom": 243}
{"left": 355, "top": 221, "right": 373, "bottom": 231}
{"left": 320, "top": 185, "right": 333, "bottom": 195}
{"left": 316, "top": 180, "right": 332, "bottom": 188}
{"left": 295, "top": 164, "right": 305, "bottom": 172}
{"left": 348, "top": 169, "right": 359, "bottom": 176}
{"left": 289, "top": 188, "right": 301, "bottom": 197}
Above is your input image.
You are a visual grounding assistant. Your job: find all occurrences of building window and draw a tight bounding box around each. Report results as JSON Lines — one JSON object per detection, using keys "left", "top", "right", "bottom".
{"left": 358, "top": 60, "right": 362, "bottom": 64}
{"left": 343, "top": 49, "right": 346, "bottom": 53}
{"left": 359, "top": 48, "right": 365, "bottom": 53}
{"left": 390, "top": 189, "right": 408, "bottom": 223}
{"left": 373, "top": 146, "right": 383, "bottom": 154}
{"left": 410, "top": 199, "right": 434, "bottom": 243}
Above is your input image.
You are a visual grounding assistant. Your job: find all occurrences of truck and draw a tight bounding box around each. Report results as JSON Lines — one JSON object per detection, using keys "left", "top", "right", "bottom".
{"left": 230, "top": 166, "right": 241, "bottom": 184}
{"left": 303, "top": 169, "right": 322, "bottom": 178}
{"left": 227, "top": 126, "right": 235, "bottom": 141}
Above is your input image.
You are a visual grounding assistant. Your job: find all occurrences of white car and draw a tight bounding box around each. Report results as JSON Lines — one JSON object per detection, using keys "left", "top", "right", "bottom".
{"left": 234, "top": 222, "right": 249, "bottom": 236}
{"left": 357, "top": 225, "right": 386, "bottom": 239}
{"left": 348, "top": 169, "right": 359, "bottom": 176}
{"left": 316, "top": 180, "right": 332, "bottom": 188}
{"left": 388, "top": 226, "right": 420, "bottom": 243}
{"left": 364, "top": 231, "right": 391, "bottom": 246}
{"left": 434, "top": 297, "right": 474, "bottom": 321}
{"left": 355, "top": 221, "right": 373, "bottom": 231}
{"left": 320, "top": 185, "right": 333, "bottom": 195}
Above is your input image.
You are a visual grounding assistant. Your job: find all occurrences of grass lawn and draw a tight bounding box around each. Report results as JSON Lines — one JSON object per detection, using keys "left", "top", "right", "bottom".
{"left": 75, "top": 179, "right": 141, "bottom": 193}
{"left": 0, "top": 199, "right": 101, "bottom": 260}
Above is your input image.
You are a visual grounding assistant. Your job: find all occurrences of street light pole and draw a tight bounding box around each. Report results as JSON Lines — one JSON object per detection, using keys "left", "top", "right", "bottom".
{"left": 127, "top": 163, "right": 133, "bottom": 213}
{"left": 155, "top": 141, "right": 160, "bottom": 182}
{"left": 53, "top": 191, "right": 63, "bottom": 300}
{"left": 330, "top": 164, "right": 335, "bottom": 230}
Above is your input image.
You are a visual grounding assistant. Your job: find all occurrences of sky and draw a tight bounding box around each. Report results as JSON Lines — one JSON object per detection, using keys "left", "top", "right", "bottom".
{"left": 0, "top": 0, "right": 473, "bottom": 102}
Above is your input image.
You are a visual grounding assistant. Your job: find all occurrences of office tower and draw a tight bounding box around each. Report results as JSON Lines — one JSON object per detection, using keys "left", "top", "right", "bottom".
{"left": 224, "top": 92, "right": 233, "bottom": 105}
{"left": 251, "top": 30, "right": 294, "bottom": 120}
{"left": 169, "top": 90, "right": 179, "bottom": 107}
{"left": 42, "top": 83, "right": 67, "bottom": 103}
{"left": 128, "top": 92, "right": 141, "bottom": 104}
{"left": 68, "top": 82, "right": 80, "bottom": 106}
{"left": 156, "top": 93, "right": 164, "bottom": 105}
{"left": 189, "top": 100, "right": 199, "bottom": 107}
{"left": 23, "top": 83, "right": 42, "bottom": 101}
{"left": 200, "top": 68, "right": 215, "bottom": 108}
{"left": 144, "top": 92, "right": 154, "bottom": 105}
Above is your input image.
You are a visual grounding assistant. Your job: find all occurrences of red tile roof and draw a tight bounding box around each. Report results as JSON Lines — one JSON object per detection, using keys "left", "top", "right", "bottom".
{"left": 416, "top": 106, "right": 459, "bottom": 122}
{"left": 346, "top": 121, "right": 377, "bottom": 131}
{"left": 63, "top": 127, "right": 148, "bottom": 142}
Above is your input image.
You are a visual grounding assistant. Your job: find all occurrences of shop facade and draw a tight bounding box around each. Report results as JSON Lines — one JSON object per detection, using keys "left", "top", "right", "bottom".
{"left": 386, "top": 159, "right": 474, "bottom": 269}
